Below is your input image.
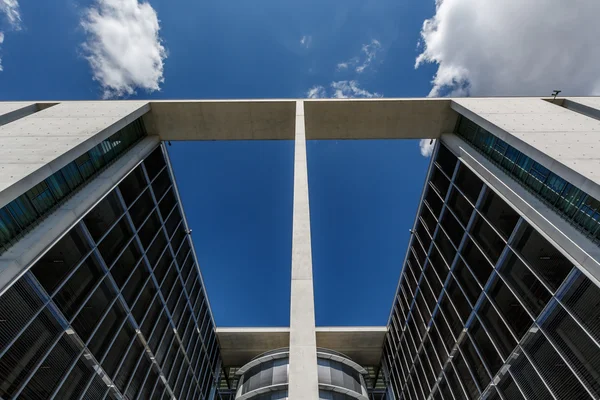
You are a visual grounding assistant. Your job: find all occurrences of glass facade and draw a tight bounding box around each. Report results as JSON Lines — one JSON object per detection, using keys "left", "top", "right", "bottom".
{"left": 456, "top": 116, "right": 600, "bottom": 244}
{"left": 382, "top": 142, "right": 600, "bottom": 399}
{"left": 0, "top": 119, "right": 147, "bottom": 253}
{"left": 0, "top": 145, "right": 221, "bottom": 399}
{"left": 235, "top": 349, "right": 367, "bottom": 400}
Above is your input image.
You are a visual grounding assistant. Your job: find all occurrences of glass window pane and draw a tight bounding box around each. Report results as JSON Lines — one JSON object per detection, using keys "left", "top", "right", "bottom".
{"left": 498, "top": 251, "right": 551, "bottom": 317}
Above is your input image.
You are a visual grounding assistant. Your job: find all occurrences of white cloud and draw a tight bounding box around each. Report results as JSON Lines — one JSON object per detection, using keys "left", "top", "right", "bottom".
{"left": 416, "top": 0, "right": 600, "bottom": 97}
{"left": 300, "top": 35, "right": 312, "bottom": 48}
{"left": 331, "top": 80, "right": 382, "bottom": 98}
{"left": 336, "top": 62, "right": 349, "bottom": 70}
{"left": 0, "top": 0, "right": 21, "bottom": 30}
{"left": 419, "top": 139, "right": 435, "bottom": 157}
{"left": 81, "top": 0, "right": 167, "bottom": 98}
{"left": 306, "top": 81, "right": 381, "bottom": 99}
{"left": 338, "top": 39, "right": 382, "bottom": 74}
{"left": 306, "top": 85, "right": 326, "bottom": 99}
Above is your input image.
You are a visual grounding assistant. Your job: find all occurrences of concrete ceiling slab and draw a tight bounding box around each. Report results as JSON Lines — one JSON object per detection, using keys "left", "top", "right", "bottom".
{"left": 216, "top": 326, "right": 387, "bottom": 368}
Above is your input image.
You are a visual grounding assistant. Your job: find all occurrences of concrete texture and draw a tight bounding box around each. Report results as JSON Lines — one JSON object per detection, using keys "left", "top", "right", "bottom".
{"left": 288, "top": 100, "right": 319, "bottom": 400}
{"left": 452, "top": 97, "right": 600, "bottom": 203}
{"left": 0, "top": 102, "right": 38, "bottom": 126}
{"left": 216, "top": 326, "right": 387, "bottom": 367}
{"left": 443, "top": 133, "right": 600, "bottom": 289}
{"left": 143, "top": 100, "right": 296, "bottom": 140}
{"left": 0, "top": 136, "right": 159, "bottom": 296}
{"left": 304, "top": 98, "right": 457, "bottom": 140}
{"left": 0, "top": 101, "right": 150, "bottom": 209}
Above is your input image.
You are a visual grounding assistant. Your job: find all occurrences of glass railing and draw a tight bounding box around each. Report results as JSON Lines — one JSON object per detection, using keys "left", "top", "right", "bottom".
{"left": 456, "top": 117, "right": 600, "bottom": 244}
{"left": 0, "top": 119, "right": 147, "bottom": 253}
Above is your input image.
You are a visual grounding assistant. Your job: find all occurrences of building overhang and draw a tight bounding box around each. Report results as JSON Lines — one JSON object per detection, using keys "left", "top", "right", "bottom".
{"left": 216, "top": 326, "right": 387, "bottom": 367}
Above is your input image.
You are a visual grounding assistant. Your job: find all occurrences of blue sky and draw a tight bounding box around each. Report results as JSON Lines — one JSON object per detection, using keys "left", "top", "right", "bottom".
{"left": 0, "top": 0, "right": 597, "bottom": 326}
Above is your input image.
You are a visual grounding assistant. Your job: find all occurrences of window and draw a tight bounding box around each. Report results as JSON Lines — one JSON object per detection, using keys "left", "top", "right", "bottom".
{"left": 488, "top": 276, "right": 532, "bottom": 340}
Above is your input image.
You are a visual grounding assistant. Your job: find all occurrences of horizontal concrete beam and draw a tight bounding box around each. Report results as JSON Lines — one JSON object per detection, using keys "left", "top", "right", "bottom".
{"left": 216, "top": 326, "right": 387, "bottom": 367}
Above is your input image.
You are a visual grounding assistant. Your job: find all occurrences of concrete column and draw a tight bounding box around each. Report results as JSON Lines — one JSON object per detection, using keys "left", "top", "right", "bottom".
{"left": 288, "top": 101, "right": 319, "bottom": 399}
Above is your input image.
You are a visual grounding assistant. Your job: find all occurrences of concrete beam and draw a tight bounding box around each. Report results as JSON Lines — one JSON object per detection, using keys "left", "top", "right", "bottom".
{"left": 216, "top": 326, "right": 387, "bottom": 367}
{"left": 288, "top": 100, "right": 319, "bottom": 400}
{"left": 304, "top": 98, "right": 457, "bottom": 140}
{"left": 143, "top": 100, "right": 296, "bottom": 141}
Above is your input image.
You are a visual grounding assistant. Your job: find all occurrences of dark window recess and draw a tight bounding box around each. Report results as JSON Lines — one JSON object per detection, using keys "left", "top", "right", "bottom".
{"left": 434, "top": 229, "right": 456, "bottom": 269}
{"left": 54, "top": 255, "right": 105, "bottom": 321}
{"left": 441, "top": 208, "right": 464, "bottom": 247}
{"left": 159, "top": 189, "right": 177, "bottom": 220}
{"left": 440, "top": 294, "right": 463, "bottom": 339}
{"left": 114, "top": 337, "right": 144, "bottom": 389}
{"left": 138, "top": 211, "right": 162, "bottom": 249}
{"left": 98, "top": 219, "right": 133, "bottom": 267}
{"left": 129, "top": 189, "right": 154, "bottom": 228}
{"left": 425, "top": 184, "right": 444, "bottom": 218}
{"left": 430, "top": 244, "right": 450, "bottom": 285}
{"left": 415, "top": 221, "right": 432, "bottom": 254}
{"left": 462, "top": 238, "right": 493, "bottom": 286}
{"left": 497, "top": 373, "right": 525, "bottom": 400}
{"left": 499, "top": 251, "right": 551, "bottom": 317}
{"left": 454, "top": 257, "right": 482, "bottom": 305}
{"left": 471, "top": 216, "right": 505, "bottom": 265}
{"left": 152, "top": 169, "right": 171, "bottom": 200}
{"left": 110, "top": 240, "right": 142, "bottom": 288}
{"left": 424, "top": 263, "right": 443, "bottom": 296}
{"left": 488, "top": 276, "right": 532, "bottom": 340}
{"left": 84, "top": 192, "right": 123, "bottom": 242}
{"left": 118, "top": 166, "right": 147, "bottom": 206}
{"left": 122, "top": 263, "right": 150, "bottom": 307}
{"left": 31, "top": 224, "right": 90, "bottom": 294}
{"left": 165, "top": 208, "right": 182, "bottom": 238}
{"left": 88, "top": 301, "right": 127, "bottom": 360}
{"left": 448, "top": 187, "right": 474, "bottom": 227}
{"left": 431, "top": 167, "right": 451, "bottom": 199}
{"left": 514, "top": 224, "right": 572, "bottom": 291}
{"left": 478, "top": 300, "right": 517, "bottom": 359}
{"left": 436, "top": 144, "right": 458, "bottom": 176}
{"left": 447, "top": 277, "right": 472, "bottom": 323}
{"left": 453, "top": 352, "right": 480, "bottom": 399}
{"left": 455, "top": 163, "right": 483, "bottom": 204}
{"left": 154, "top": 250, "right": 173, "bottom": 284}
{"left": 445, "top": 365, "right": 466, "bottom": 399}
{"left": 461, "top": 336, "right": 490, "bottom": 391}
{"left": 71, "top": 280, "right": 115, "bottom": 342}
{"left": 469, "top": 319, "right": 503, "bottom": 377}
{"left": 144, "top": 147, "right": 166, "bottom": 181}
{"left": 132, "top": 281, "right": 157, "bottom": 324}
{"left": 147, "top": 230, "right": 168, "bottom": 267}
{"left": 480, "top": 191, "right": 519, "bottom": 240}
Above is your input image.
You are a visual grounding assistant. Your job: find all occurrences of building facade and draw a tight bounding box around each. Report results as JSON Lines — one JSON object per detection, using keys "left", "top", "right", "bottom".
{"left": 0, "top": 98, "right": 599, "bottom": 400}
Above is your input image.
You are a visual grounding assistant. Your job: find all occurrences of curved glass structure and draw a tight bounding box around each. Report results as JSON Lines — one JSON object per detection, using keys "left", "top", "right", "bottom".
{"left": 235, "top": 349, "right": 368, "bottom": 400}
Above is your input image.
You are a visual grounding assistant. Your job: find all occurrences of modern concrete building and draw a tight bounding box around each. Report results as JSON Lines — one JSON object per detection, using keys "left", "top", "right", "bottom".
{"left": 0, "top": 97, "right": 599, "bottom": 400}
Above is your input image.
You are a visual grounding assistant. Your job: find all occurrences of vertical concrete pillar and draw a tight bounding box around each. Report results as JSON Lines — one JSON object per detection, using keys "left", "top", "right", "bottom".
{"left": 288, "top": 101, "right": 319, "bottom": 399}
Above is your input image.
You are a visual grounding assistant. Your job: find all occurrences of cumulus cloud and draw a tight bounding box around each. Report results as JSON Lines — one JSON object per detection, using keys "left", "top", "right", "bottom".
{"left": 338, "top": 39, "right": 382, "bottom": 73}
{"left": 300, "top": 35, "right": 312, "bottom": 48}
{"left": 81, "top": 0, "right": 167, "bottom": 98}
{"left": 419, "top": 139, "right": 435, "bottom": 157}
{"left": 416, "top": 0, "right": 600, "bottom": 97}
{"left": 331, "top": 80, "right": 381, "bottom": 98}
{"left": 0, "top": 0, "right": 21, "bottom": 30}
{"left": 307, "top": 85, "right": 326, "bottom": 99}
{"left": 306, "top": 81, "right": 381, "bottom": 99}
